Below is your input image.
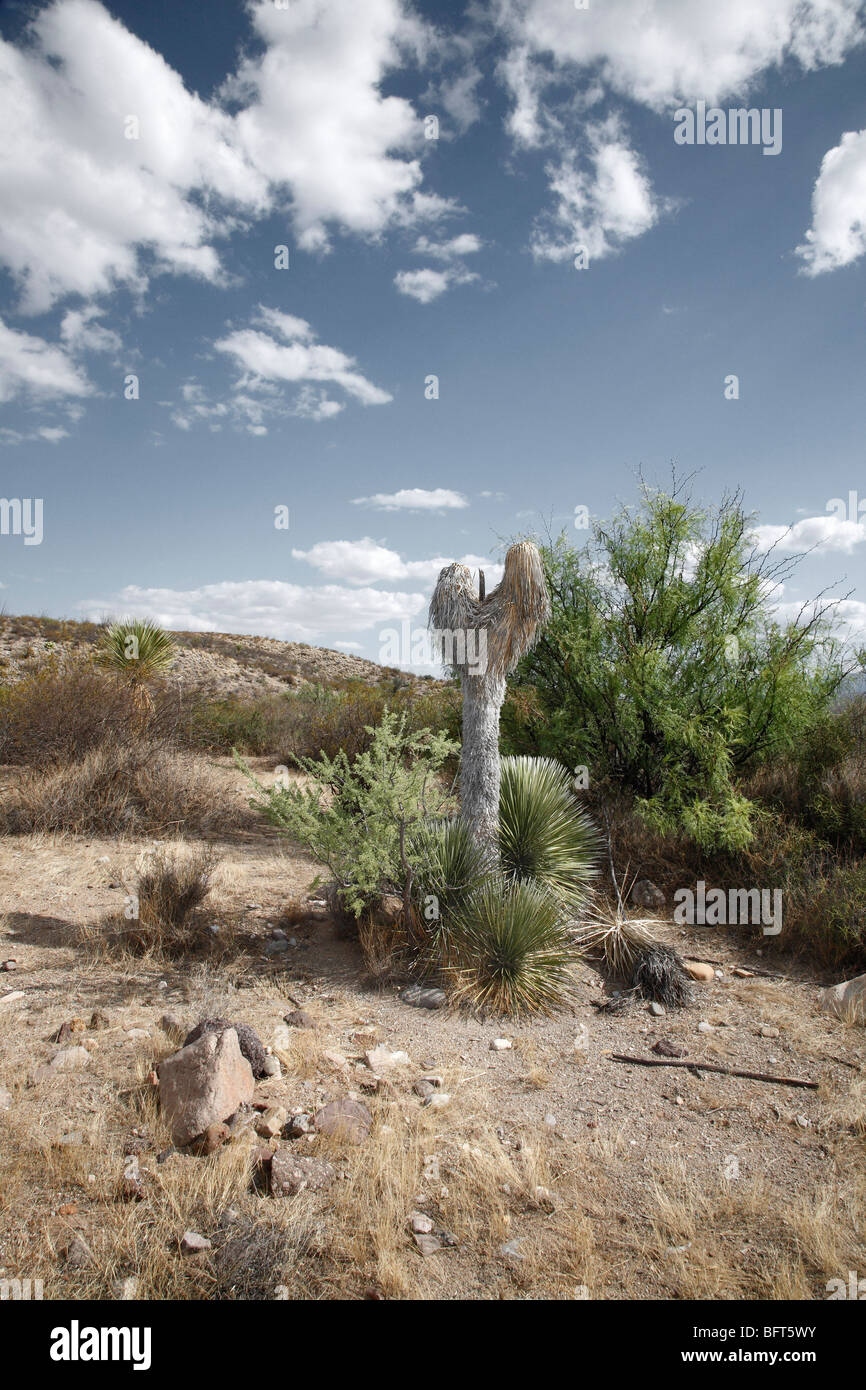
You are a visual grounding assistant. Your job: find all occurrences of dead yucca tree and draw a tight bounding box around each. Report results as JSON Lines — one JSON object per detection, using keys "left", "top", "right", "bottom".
{"left": 429, "top": 540, "right": 550, "bottom": 855}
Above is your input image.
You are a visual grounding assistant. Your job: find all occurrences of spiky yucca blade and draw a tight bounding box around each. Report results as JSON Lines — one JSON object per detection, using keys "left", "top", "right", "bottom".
{"left": 98, "top": 619, "right": 176, "bottom": 686}
{"left": 412, "top": 817, "right": 492, "bottom": 963}
{"left": 448, "top": 877, "right": 577, "bottom": 1016}
{"left": 498, "top": 755, "right": 599, "bottom": 908}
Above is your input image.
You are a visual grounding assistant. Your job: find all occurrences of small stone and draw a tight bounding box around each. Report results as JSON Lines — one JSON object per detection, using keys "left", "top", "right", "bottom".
{"left": 685, "top": 962, "right": 715, "bottom": 983}
{"left": 181, "top": 1230, "right": 211, "bottom": 1253}
{"left": 0, "top": 1087, "right": 12, "bottom": 1111}
{"left": 649, "top": 1001, "right": 666, "bottom": 1017}
{"left": 314, "top": 1098, "right": 372, "bottom": 1145}
{"left": 270, "top": 1151, "right": 335, "bottom": 1197}
{"left": 378, "top": 894, "right": 404, "bottom": 923}
{"left": 500, "top": 1239, "right": 524, "bottom": 1260}
{"left": 112, "top": 1276, "right": 138, "bottom": 1300}
{"left": 400, "top": 984, "right": 447, "bottom": 1010}
{"left": 190, "top": 1123, "right": 231, "bottom": 1155}
{"left": 283, "top": 1010, "right": 317, "bottom": 1030}
{"left": 264, "top": 939, "right": 289, "bottom": 956}
{"left": 285, "top": 1113, "right": 313, "bottom": 1138}
{"left": 490, "top": 1038, "right": 512, "bottom": 1051}
{"left": 534, "top": 1185, "right": 555, "bottom": 1205}
{"left": 64, "top": 1235, "right": 93, "bottom": 1268}
{"left": 410, "top": 1211, "right": 434, "bottom": 1234}
{"left": 364, "top": 1046, "right": 409, "bottom": 1071}
{"left": 159, "top": 1012, "right": 185, "bottom": 1038}
{"left": 697, "top": 1021, "right": 715, "bottom": 1034}
{"left": 653, "top": 1039, "right": 687, "bottom": 1058}
{"left": 120, "top": 1155, "right": 144, "bottom": 1201}
{"left": 261, "top": 1054, "right": 281, "bottom": 1078}
{"left": 413, "top": 1080, "right": 435, "bottom": 1100}
{"left": 89, "top": 1010, "right": 110, "bottom": 1030}
{"left": 126, "top": 1028, "right": 151, "bottom": 1040}
{"left": 322, "top": 1049, "right": 349, "bottom": 1072}
{"left": 49, "top": 1046, "right": 91, "bottom": 1072}
{"left": 424, "top": 1093, "right": 451, "bottom": 1110}
{"left": 0, "top": 960, "right": 17, "bottom": 972}
{"left": 0, "top": 991, "right": 25, "bottom": 1008}
{"left": 413, "top": 1232, "right": 441, "bottom": 1256}
{"left": 255, "top": 1106, "right": 288, "bottom": 1139}
{"left": 54, "top": 1131, "right": 84, "bottom": 1148}
{"left": 630, "top": 879, "right": 665, "bottom": 908}
{"left": 759, "top": 1025, "right": 780, "bottom": 1039}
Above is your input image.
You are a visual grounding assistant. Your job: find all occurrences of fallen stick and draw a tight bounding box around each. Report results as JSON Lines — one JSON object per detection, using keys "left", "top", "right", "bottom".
{"left": 609, "top": 1053, "right": 819, "bottom": 1090}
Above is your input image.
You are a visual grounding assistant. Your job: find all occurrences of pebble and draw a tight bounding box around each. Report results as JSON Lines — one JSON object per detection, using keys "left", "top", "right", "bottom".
{"left": 413, "top": 1233, "right": 441, "bottom": 1256}
{"left": 759, "top": 1025, "right": 780, "bottom": 1039}
{"left": 649, "top": 1001, "right": 666, "bottom": 1017}
{"left": 697, "top": 1021, "right": 715, "bottom": 1034}
{"left": 181, "top": 1231, "right": 211, "bottom": 1253}
{"left": 490, "top": 1038, "right": 512, "bottom": 1051}
{"left": 410, "top": 1211, "right": 434, "bottom": 1234}
{"left": 261, "top": 1054, "right": 281, "bottom": 1078}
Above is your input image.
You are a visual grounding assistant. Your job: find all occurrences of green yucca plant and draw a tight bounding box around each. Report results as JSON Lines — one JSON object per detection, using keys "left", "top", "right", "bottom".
{"left": 448, "top": 876, "right": 577, "bottom": 1016}
{"left": 412, "top": 817, "right": 492, "bottom": 962}
{"left": 498, "top": 755, "right": 599, "bottom": 908}
{"left": 97, "top": 619, "right": 176, "bottom": 699}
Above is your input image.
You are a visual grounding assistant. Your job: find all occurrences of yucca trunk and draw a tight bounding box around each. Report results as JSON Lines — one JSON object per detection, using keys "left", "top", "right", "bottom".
{"left": 460, "top": 672, "right": 506, "bottom": 853}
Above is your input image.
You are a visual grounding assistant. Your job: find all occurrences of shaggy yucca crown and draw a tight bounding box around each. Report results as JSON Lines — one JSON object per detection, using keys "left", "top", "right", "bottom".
{"left": 97, "top": 618, "right": 176, "bottom": 683}
{"left": 428, "top": 540, "right": 551, "bottom": 679}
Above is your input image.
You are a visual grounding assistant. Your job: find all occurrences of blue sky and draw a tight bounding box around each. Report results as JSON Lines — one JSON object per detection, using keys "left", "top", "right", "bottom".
{"left": 1, "top": 0, "right": 865, "bottom": 668}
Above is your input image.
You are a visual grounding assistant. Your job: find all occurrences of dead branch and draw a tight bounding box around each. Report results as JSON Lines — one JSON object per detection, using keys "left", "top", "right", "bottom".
{"left": 609, "top": 1052, "right": 819, "bottom": 1090}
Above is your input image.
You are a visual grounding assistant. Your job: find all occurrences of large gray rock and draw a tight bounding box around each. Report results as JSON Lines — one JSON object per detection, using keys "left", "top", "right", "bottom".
{"left": 820, "top": 973, "right": 866, "bottom": 1024}
{"left": 270, "top": 1151, "right": 335, "bottom": 1197}
{"left": 183, "top": 1018, "right": 268, "bottom": 1079}
{"left": 159, "top": 1028, "right": 254, "bottom": 1146}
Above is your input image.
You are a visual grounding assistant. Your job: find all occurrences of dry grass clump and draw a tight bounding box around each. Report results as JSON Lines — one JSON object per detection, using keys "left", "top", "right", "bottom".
{"left": 126, "top": 845, "right": 219, "bottom": 955}
{"left": 1, "top": 738, "right": 250, "bottom": 837}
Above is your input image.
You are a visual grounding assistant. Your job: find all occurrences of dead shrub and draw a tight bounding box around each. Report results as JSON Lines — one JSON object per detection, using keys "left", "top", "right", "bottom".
{"left": 1, "top": 738, "right": 249, "bottom": 837}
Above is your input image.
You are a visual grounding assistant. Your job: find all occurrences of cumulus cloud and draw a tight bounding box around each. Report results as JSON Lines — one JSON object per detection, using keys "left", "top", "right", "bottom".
{"left": 351, "top": 487, "right": 469, "bottom": 511}
{"left": 77, "top": 579, "right": 427, "bottom": 642}
{"left": 394, "top": 265, "right": 479, "bottom": 302}
{"left": 0, "top": 0, "right": 454, "bottom": 313}
{"left": 292, "top": 537, "right": 504, "bottom": 587}
{"left": 0, "top": 317, "right": 93, "bottom": 403}
{"left": 496, "top": 0, "right": 864, "bottom": 115}
{"left": 213, "top": 305, "right": 391, "bottom": 415}
{"left": 797, "top": 127, "right": 866, "bottom": 273}
{"left": 531, "top": 117, "right": 667, "bottom": 262}
{"left": 752, "top": 513, "right": 866, "bottom": 554}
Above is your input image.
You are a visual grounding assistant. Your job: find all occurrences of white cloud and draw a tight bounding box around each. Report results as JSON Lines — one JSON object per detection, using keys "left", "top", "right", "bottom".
{"left": 496, "top": 0, "right": 864, "bottom": 115}
{"left": 292, "top": 537, "right": 504, "bottom": 587}
{"left": 797, "top": 127, "right": 866, "bottom": 273}
{"left": 334, "top": 640, "right": 364, "bottom": 651}
{"left": 531, "top": 116, "right": 667, "bottom": 262}
{"left": 215, "top": 306, "right": 391, "bottom": 408}
{"left": 352, "top": 487, "right": 470, "bottom": 511}
{"left": 0, "top": 317, "right": 93, "bottom": 403}
{"left": 77, "top": 579, "right": 427, "bottom": 642}
{"left": 60, "top": 306, "right": 122, "bottom": 355}
{"left": 394, "top": 265, "right": 479, "bottom": 302}
{"left": 752, "top": 513, "right": 866, "bottom": 554}
{"left": 413, "top": 233, "right": 483, "bottom": 259}
{"left": 0, "top": 0, "right": 453, "bottom": 313}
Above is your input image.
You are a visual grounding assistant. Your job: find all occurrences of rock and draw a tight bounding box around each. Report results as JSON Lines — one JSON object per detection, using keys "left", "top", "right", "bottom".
{"left": 630, "top": 879, "right": 665, "bottom": 909}
{"left": 53, "top": 1018, "right": 88, "bottom": 1043}
{"left": 285, "top": 1113, "right": 313, "bottom": 1138}
{"left": 270, "top": 1151, "right": 335, "bottom": 1198}
{"left": 159, "top": 1012, "right": 185, "bottom": 1039}
{"left": 55, "top": 1131, "right": 84, "bottom": 1148}
{"left": 534, "top": 1185, "right": 555, "bottom": 1206}
{"left": 89, "top": 1010, "right": 110, "bottom": 1031}
{"left": 255, "top": 1106, "right": 288, "bottom": 1139}
{"left": 190, "top": 1123, "right": 231, "bottom": 1156}
{"left": 759, "top": 1025, "right": 780, "bottom": 1039}
{"left": 159, "top": 1028, "right": 255, "bottom": 1147}
{"left": 400, "top": 984, "right": 447, "bottom": 1010}
{"left": 649, "top": 1001, "right": 666, "bottom": 1017}
{"left": 125, "top": 1028, "right": 151, "bottom": 1040}
{"left": 322, "top": 1049, "right": 349, "bottom": 1072}
{"left": 544, "top": 1112, "right": 557, "bottom": 1129}
{"left": 261, "top": 1054, "right": 281, "bottom": 1079}
{"left": 0, "top": 959, "right": 16, "bottom": 972}
{"left": 120, "top": 1155, "right": 144, "bottom": 1201}
{"left": 490, "top": 1038, "right": 512, "bottom": 1051}
{"left": 653, "top": 1039, "right": 688, "bottom": 1058}
{"left": 500, "top": 1239, "right": 524, "bottom": 1260}
{"left": 685, "top": 962, "right": 715, "bottom": 983}
{"left": 264, "top": 939, "right": 289, "bottom": 956}
{"left": 820, "top": 973, "right": 866, "bottom": 1024}
{"left": 181, "top": 1230, "right": 211, "bottom": 1253}
{"left": 313, "top": 1098, "right": 372, "bottom": 1145}
{"left": 112, "top": 1276, "right": 138, "bottom": 1300}
{"left": 413, "top": 1080, "right": 435, "bottom": 1099}
{"left": 364, "top": 1046, "right": 409, "bottom": 1071}
{"left": 183, "top": 1018, "right": 268, "bottom": 1079}
{"left": 697, "top": 1021, "right": 716, "bottom": 1034}
{"left": 413, "top": 1233, "right": 441, "bottom": 1256}
{"left": 378, "top": 894, "right": 404, "bottom": 923}
{"left": 424, "top": 1093, "right": 451, "bottom": 1110}
{"left": 0, "top": 1086, "right": 12, "bottom": 1111}
{"left": 64, "top": 1235, "right": 93, "bottom": 1268}
{"left": 283, "top": 1009, "right": 317, "bottom": 1030}
{"left": 410, "top": 1211, "right": 434, "bottom": 1234}
{"left": 49, "top": 1046, "right": 91, "bottom": 1072}
{"left": 0, "top": 991, "right": 25, "bottom": 1008}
